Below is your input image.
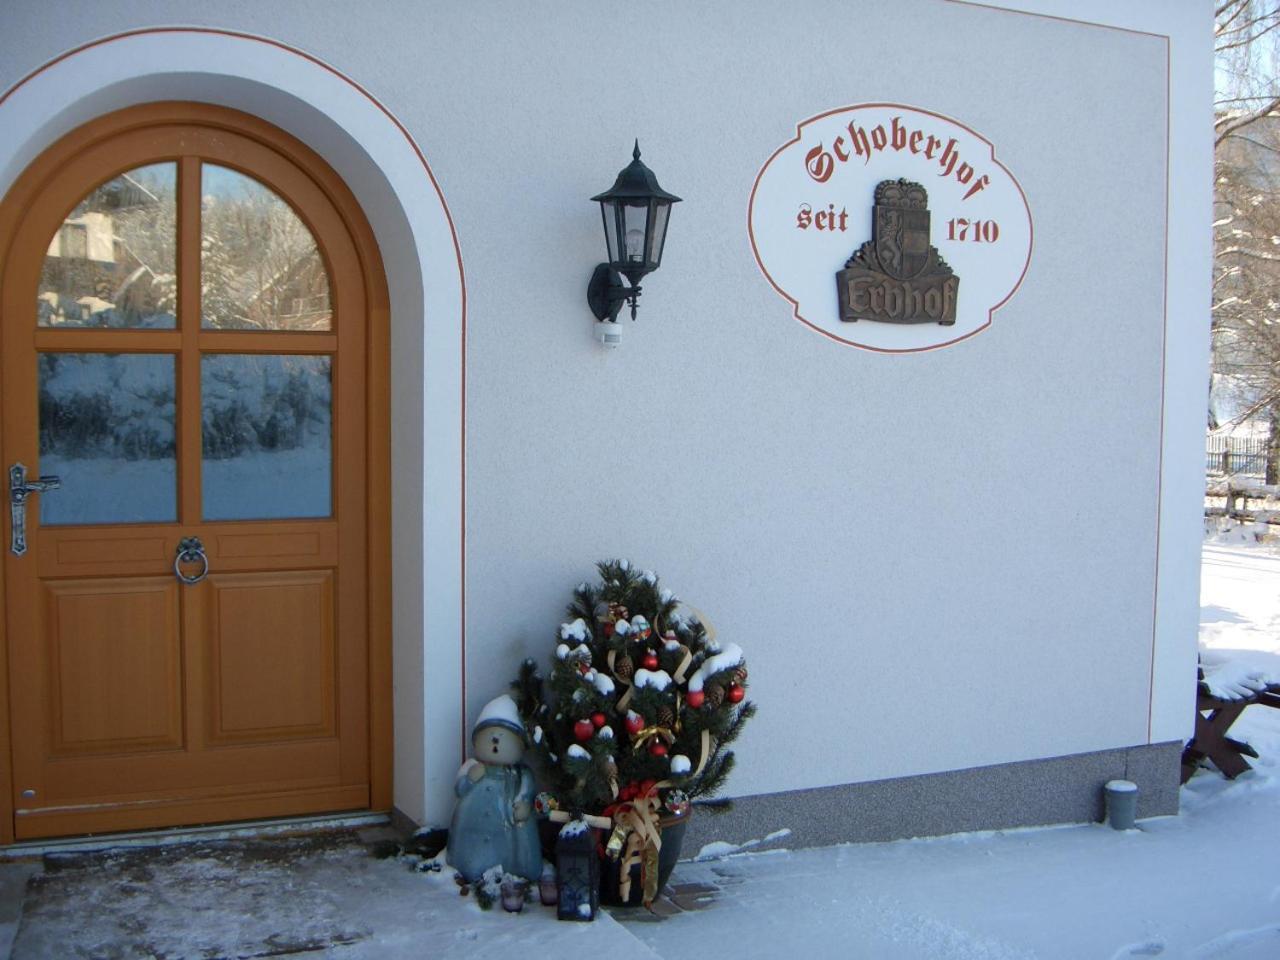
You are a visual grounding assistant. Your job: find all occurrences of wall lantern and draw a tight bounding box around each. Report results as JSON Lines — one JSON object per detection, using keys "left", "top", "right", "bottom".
{"left": 588, "top": 141, "right": 681, "bottom": 345}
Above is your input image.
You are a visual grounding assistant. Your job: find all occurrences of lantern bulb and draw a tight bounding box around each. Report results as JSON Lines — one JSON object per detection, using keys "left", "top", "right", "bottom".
{"left": 625, "top": 228, "right": 644, "bottom": 261}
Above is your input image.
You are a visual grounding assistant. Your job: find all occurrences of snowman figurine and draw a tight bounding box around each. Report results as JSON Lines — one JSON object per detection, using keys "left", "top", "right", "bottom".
{"left": 446, "top": 694, "right": 542, "bottom": 883}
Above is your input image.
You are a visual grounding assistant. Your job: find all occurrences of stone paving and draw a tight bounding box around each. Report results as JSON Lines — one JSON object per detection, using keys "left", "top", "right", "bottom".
{"left": 0, "top": 826, "right": 732, "bottom": 959}
{"left": 612, "top": 879, "right": 721, "bottom": 922}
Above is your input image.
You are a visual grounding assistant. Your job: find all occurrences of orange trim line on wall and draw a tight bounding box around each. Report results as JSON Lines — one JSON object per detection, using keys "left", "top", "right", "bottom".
{"left": 944, "top": 0, "right": 1175, "bottom": 745}
{"left": 0, "top": 25, "right": 473, "bottom": 765}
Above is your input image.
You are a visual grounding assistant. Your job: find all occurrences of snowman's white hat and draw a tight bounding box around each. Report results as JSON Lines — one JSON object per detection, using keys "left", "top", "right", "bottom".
{"left": 473, "top": 694, "right": 525, "bottom": 736}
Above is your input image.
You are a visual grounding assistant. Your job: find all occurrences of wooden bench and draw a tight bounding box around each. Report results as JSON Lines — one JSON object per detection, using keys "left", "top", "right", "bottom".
{"left": 1181, "top": 667, "right": 1280, "bottom": 784}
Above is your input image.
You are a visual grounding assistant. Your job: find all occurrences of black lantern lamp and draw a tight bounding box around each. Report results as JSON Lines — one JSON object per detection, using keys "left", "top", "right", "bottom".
{"left": 588, "top": 141, "right": 681, "bottom": 330}
{"left": 555, "top": 818, "right": 599, "bottom": 921}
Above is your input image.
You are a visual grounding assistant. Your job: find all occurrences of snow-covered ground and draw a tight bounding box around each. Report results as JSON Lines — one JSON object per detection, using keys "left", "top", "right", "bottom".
{"left": 8, "top": 524, "right": 1280, "bottom": 959}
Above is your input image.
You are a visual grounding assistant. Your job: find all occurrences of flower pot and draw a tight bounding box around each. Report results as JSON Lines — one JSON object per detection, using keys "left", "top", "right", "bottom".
{"left": 598, "top": 807, "right": 691, "bottom": 907}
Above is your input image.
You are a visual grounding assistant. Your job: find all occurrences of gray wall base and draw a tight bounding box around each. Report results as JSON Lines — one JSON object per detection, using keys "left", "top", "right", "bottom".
{"left": 683, "top": 741, "right": 1183, "bottom": 857}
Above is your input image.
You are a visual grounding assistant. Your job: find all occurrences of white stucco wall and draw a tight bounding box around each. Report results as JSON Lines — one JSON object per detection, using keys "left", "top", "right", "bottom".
{"left": 0, "top": 0, "right": 1210, "bottom": 828}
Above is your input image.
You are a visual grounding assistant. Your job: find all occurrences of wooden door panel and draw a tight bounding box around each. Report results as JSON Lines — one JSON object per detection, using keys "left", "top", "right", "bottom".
{"left": 209, "top": 525, "right": 338, "bottom": 569}
{"left": 213, "top": 530, "right": 331, "bottom": 563}
{"left": 37, "top": 523, "right": 338, "bottom": 579}
{"left": 44, "top": 577, "right": 183, "bottom": 755}
{"left": 38, "top": 527, "right": 173, "bottom": 578}
{"left": 205, "top": 571, "right": 336, "bottom": 743}
{"left": 40, "top": 740, "right": 344, "bottom": 799}
{"left": 51, "top": 534, "right": 170, "bottom": 571}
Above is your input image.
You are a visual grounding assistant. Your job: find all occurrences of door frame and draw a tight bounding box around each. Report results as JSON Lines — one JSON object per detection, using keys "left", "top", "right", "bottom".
{"left": 0, "top": 101, "right": 393, "bottom": 844}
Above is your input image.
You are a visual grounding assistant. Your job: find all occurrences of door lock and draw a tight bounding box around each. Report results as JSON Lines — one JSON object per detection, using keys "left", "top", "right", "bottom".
{"left": 9, "top": 463, "right": 60, "bottom": 556}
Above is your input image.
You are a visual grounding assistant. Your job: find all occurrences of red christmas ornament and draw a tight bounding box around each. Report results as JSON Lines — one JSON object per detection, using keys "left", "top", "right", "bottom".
{"left": 642, "top": 651, "right": 659, "bottom": 671}
{"left": 625, "top": 712, "right": 645, "bottom": 735}
{"left": 574, "top": 719, "right": 595, "bottom": 742}
{"left": 726, "top": 682, "right": 745, "bottom": 704}
{"left": 591, "top": 711, "right": 607, "bottom": 729}
{"left": 648, "top": 741, "right": 668, "bottom": 757}
{"left": 686, "top": 689, "right": 705, "bottom": 709}
{"left": 577, "top": 661, "right": 592, "bottom": 675}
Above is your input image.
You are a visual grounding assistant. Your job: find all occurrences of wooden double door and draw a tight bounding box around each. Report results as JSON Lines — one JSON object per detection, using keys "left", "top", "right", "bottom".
{"left": 0, "top": 104, "right": 390, "bottom": 841}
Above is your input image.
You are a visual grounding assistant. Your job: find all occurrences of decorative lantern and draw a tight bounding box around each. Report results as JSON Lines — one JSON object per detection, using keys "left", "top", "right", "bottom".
{"left": 587, "top": 141, "right": 682, "bottom": 329}
{"left": 555, "top": 818, "right": 599, "bottom": 921}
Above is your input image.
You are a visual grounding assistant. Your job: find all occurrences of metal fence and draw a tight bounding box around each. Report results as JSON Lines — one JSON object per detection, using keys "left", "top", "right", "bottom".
{"left": 1206, "top": 434, "right": 1269, "bottom": 477}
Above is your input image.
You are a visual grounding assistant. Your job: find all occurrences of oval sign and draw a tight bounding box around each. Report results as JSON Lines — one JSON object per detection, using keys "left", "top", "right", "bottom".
{"left": 748, "top": 103, "right": 1032, "bottom": 352}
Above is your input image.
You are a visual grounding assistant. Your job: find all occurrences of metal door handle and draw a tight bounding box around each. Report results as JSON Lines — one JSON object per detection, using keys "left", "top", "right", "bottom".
{"left": 174, "top": 537, "right": 209, "bottom": 585}
{"left": 9, "top": 463, "right": 61, "bottom": 557}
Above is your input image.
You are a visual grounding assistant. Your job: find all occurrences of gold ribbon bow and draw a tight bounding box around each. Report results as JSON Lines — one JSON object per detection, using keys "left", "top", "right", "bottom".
{"left": 606, "top": 781, "right": 669, "bottom": 906}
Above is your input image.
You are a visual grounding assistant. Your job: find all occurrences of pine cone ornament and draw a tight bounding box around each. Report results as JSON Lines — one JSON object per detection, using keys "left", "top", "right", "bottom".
{"left": 704, "top": 682, "right": 725, "bottom": 709}
{"left": 656, "top": 704, "right": 675, "bottom": 728}
{"left": 733, "top": 665, "right": 748, "bottom": 684}
{"left": 614, "top": 654, "right": 634, "bottom": 681}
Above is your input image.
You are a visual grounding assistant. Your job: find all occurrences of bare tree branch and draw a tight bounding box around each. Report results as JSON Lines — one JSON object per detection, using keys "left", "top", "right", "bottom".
{"left": 1218, "top": 17, "right": 1280, "bottom": 54}
{"left": 1217, "top": 97, "right": 1280, "bottom": 145}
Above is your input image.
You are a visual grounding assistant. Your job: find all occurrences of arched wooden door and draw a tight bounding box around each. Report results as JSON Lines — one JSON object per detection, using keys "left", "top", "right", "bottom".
{"left": 0, "top": 103, "right": 391, "bottom": 841}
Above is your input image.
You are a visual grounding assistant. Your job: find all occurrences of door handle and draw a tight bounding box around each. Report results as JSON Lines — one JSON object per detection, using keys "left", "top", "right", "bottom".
{"left": 9, "top": 463, "right": 61, "bottom": 557}
{"left": 174, "top": 537, "right": 209, "bottom": 585}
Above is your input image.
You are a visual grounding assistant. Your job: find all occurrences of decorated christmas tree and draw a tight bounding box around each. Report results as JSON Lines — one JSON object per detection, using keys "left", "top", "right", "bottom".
{"left": 512, "top": 560, "right": 755, "bottom": 862}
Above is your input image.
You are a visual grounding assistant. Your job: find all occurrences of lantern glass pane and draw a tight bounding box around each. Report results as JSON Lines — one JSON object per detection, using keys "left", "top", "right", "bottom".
{"left": 622, "top": 202, "right": 649, "bottom": 267}
{"left": 600, "top": 201, "right": 620, "bottom": 264}
{"left": 648, "top": 201, "right": 671, "bottom": 267}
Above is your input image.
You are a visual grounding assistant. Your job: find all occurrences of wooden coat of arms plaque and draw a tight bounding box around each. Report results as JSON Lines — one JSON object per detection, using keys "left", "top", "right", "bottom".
{"left": 837, "top": 179, "right": 958, "bottom": 326}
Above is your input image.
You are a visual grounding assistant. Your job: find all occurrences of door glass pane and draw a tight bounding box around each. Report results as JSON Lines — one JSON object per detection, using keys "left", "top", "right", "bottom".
{"left": 201, "top": 165, "right": 332, "bottom": 331}
{"left": 38, "top": 163, "right": 176, "bottom": 329}
{"left": 38, "top": 353, "right": 177, "bottom": 524}
{"left": 202, "top": 354, "right": 332, "bottom": 520}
